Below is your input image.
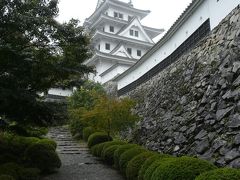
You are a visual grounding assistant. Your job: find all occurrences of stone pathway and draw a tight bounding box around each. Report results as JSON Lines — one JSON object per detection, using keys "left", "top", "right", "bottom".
{"left": 41, "top": 126, "right": 124, "bottom": 180}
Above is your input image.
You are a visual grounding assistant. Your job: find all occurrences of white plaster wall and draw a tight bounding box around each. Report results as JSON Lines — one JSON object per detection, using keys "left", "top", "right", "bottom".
{"left": 117, "top": 0, "right": 240, "bottom": 90}
{"left": 103, "top": 23, "right": 122, "bottom": 34}
{"left": 121, "top": 25, "right": 149, "bottom": 42}
{"left": 101, "top": 64, "right": 130, "bottom": 84}
{"left": 98, "top": 40, "right": 118, "bottom": 53}
{"left": 48, "top": 88, "right": 73, "bottom": 97}
{"left": 124, "top": 45, "right": 147, "bottom": 59}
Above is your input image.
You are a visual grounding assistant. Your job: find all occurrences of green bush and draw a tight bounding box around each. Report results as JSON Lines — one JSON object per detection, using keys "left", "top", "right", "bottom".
{"left": 101, "top": 145, "right": 121, "bottom": 165}
{"left": 126, "top": 151, "right": 156, "bottom": 180}
{"left": 143, "top": 157, "right": 175, "bottom": 180}
{"left": 69, "top": 118, "right": 85, "bottom": 138}
{"left": 101, "top": 141, "right": 126, "bottom": 158}
{"left": 0, "top": 154, "right": 19, "bottom": 165}
{"left": 0, "top": 163, "right": 20, "bottom": 179}
{"left": 151, "top": 156, "right": 217, "bottom": 180}
{"left": 90, "top": 142, "right": 107, "bottom": 157}
{"left": 119, "top": 147, "right": 146, "bottom": 175}
{"left": 37, "top": 138, "right": 57, "bottom": 150}
{"left": 87, "top": 132, "right": 112, "bottom": 148}
{"left": 113, "top": 144, "right": 138, "bottom": 169}
{"left": 18, "top": 168, "right": 40, "bottom": 180}
{"left": 195, "top": 168, "right": 240, "bottom": 180}
{"left": 0, "top": 175, "right": 15, "bottom": 180}
{"left": 25, "top": 143, "right": 61, "bottom": 172}
{"left": 138, "top": 154, "right": 171, "bottom": 180}
{"left": 83, "top": 127, "right": 95, "bottom": 141}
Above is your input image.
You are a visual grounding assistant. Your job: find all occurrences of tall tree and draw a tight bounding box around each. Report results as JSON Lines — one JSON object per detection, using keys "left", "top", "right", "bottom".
{"left": 0, "top": 0, "right": 93, "bottom": 125}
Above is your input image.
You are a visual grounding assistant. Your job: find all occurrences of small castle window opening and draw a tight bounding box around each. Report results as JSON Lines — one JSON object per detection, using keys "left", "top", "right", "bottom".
{"left": 105, "top": 43, "right": 110, "bottom": 50}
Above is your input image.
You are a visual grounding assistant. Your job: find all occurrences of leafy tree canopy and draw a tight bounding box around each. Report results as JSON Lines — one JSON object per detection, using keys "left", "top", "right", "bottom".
{"left": 0, "top": 0, "right": 93, "bottom": 125}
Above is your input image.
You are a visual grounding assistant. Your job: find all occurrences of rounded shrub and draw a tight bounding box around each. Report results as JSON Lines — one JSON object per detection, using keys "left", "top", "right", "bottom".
{"left": 25, "top": 143, "right": 61, "bottom": 172}
{"left": 119, "top": 147, "right": 146, "bottom": 175}
{"left": 101, "top": 145, "right": 121, "bottom": 165}
{"left": 143, "top": 157, "right": 175, "bottom": 180}
{"left": 0, "top": 163, "right": 21, "bottom": 179}
{"left": 126, "top": 151, "right": 155, "bottom": 180}
{"left": 113, "top": 144, "right": 138, "bottom": 169}
{"left": 195, "top": 168, "right": 240, "bottom": 180}
{"left": 0, "top": 175, "right": 15, "bottom": 180}
{"left": 90, "top": 142, "right": 108, "bottom": 157}
{"left": 87, "top": 132, "right": 112, "bottom": 148}
{"left": 18, "top": 168, "right": 40, "bottom": 180}
{"left": 101, "top": 141, "right": 127, "bottom": 158}
{"left": 37, "top": 138, "right": 57, "bottom": 150}
{"left": 151, "top": 156, "right": 217, "bottom": 180}
{"left": 0, "top": 154, "right": 19, "bottom": 164}
{"left": 138, "top": 154, "right": 171, "bottom": 180}
{"left": 83, "top": 127, "right": 95, "bottom": 141}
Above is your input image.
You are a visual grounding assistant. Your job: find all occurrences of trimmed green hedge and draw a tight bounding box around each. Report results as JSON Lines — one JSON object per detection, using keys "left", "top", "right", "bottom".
{"left": 151, "top": 156, "right": 217, "bottom": 180}
{"left": 88, "top": 132, "right": 112, "bottom": 148}
{"left": 102, "top": 145, "right": 121, "bottom": 165}
{"left": 83, "top": 127, "right": 95, "bottom": 141}
{"left": 37, "top": 138, "right": 57, "bottom": 150}
{"left": 0, "top": 175, "right": 15, "bottom": 180}
{"left": 25, "top": 143, "right": 61, "bottom": 172}
{"left": 0, "top": 163, "right": 40, "bottom": 180}
{"left": 126, "top": 151, "right": 155, "bottom": 180}
{"left": 91, "top": 142, "right": 108, "bottom": 157}
{"left": 138, "top": 154, "right": 171, "bottom": 180}
{"left": 195, "top": 168, "right": 240, "bottom": 180}
{"left": 101, "top": 141, "right": 126, "bottom": 158}
{"left": 119, "top": 147, "right": 146, "bottom": 175}
{"left": 114, "top": 144, "right": 138, "bottom": 169}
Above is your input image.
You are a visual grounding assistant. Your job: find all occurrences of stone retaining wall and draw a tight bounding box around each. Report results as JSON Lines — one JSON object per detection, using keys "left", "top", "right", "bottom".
{"left": 124, "top": 6, "right": 240, "bottom": 168}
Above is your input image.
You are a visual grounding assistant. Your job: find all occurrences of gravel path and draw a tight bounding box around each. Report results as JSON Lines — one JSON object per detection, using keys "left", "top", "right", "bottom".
{"left": 41, "top": 126, "right": 124, "bottom": 180}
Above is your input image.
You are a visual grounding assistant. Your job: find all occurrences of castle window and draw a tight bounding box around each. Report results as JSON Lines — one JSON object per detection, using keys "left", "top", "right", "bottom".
{"left": 128, "top": 16, "right": 132, "bottom": 21}
{"left": 105, "top": 43, "right": 110, "bottom": 50}
{"left": 119, "top": 13, "right": 123, "bottom": 19}
{"left": 130, "top": 29, "right": 134, "bottom": 36}
{"left": 98, "top": 44, "right": 100, "bottom": 50}
{"left": 135, "top": 31, "right": 139, "bottom": 37}
{"left": 110, "top": 26, "right": 114, "bottom": 32}
{"left": 127, "top": 48, "right": 132, "bottom": 55}
{"left": 114, "top": 12, "right": 118, "bottom": 18}
{"left": 114, "top": 12, "right": 123, "bottom": 19}
{"left": 137, "top": 50, "right": 142, "bottom": 56}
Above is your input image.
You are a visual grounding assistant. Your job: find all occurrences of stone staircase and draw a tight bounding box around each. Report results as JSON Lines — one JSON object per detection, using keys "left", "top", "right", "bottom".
{"left": 47, "top": 126, "right": 88, "bottom": 154}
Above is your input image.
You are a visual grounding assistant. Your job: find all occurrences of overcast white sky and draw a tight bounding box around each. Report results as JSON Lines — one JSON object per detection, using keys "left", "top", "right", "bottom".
{"left": 57, "top": 0, "right": 192, "bottom": 40}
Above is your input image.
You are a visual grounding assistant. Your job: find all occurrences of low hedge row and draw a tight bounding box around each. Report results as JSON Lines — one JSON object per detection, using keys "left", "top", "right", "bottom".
{"left": 0, "top": 133, "right": 61, "bottom": 179}
{"left": 86, "top": 132, "right": 240, "bottom": 180}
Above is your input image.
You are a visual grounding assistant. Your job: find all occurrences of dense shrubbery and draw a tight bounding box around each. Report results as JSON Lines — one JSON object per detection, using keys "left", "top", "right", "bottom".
{"left": 151, "top": 156, "right": 217, "bottom": 180}
{"left": 126, "top": 152, "right": 156, "bottom": 180}
{"left": 0, "top": 132, "right": 61, "bottom": 178}
{"left": 90, "top": 142, "right": 107, "bottom": 157}
{"left": 138, "top": 154, "right": 171, "bottom": 180}
{"left": 83, "top": 127, "right": 96, "bottom": 141}
{"left": 195, "top": 168, "right": 240, "bottom": 180}
{"left": 87, "top": 132, "right": 112, "bottom": 148}
{"left": 119, "top": 147, "right": 146, "bottom": 174}
{"left": 101, "top": 145, "right": 121, "bottom": 165}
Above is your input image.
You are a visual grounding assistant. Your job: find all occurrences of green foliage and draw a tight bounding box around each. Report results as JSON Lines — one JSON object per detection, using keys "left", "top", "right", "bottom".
{"left": 0, "top": 154, "right": 19, "bottom": 165}
{"left": 126, "top": 152, "right": 156, "bottom": 180}
{"left": 119, "top": 147, "right": 146, "bottom": 175}
{"left": 113, "top": 144, "right": 138, "bottom": 169}
{"left": 0, "top": 0, "right": 93, "bottom": 125}
{"left": 83, "top": 127, "right": 95, "bottom": 141}
{"left": 151, "top": 156, "right": 217, "bottom": 180}
{"left": 138, "top": 154, "right": 171, "bottom": 180}
{"left": 195, "top": 168, "right": 240, "bottom": 180}
{"left": 90, "top": 142, "right": 107, "bottom": 157}
{"left": 25, "top": 143, "right": 61, "bottom": 172}
{"left": 0, "top": 163, "right": 40, "bottom": 180}
{"left": 8, "top": 124, "right": 48, "bottom": 137}
{"left": 37, "top": 138, "right": 57, "bottom": 151}
{"left": 101, "top": 141, "right": 127, "bottom": 158}
{"left": 87, "top": 132, "right": 112, "bottom": 148}
{"left": 0, "top": 175, "right": 15, "bottom": 180}
{"left": 101, "top": 145, "right": 121, "bottom": 165}
{"left": 80, "top": 96, "right": 139, "bottom": 136}
{"left": 143, "top": 158, "right": 175, "bottom": 180}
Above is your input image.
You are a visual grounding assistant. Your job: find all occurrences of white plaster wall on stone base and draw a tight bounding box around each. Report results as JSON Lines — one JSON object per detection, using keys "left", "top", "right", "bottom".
{"left": 101, "top": 64, "right": 130, "bottom": 84}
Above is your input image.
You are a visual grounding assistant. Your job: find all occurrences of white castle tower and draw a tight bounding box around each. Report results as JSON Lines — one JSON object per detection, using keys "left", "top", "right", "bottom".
{"left": 84, "top": 0, "right": 164, "bottom": 84}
